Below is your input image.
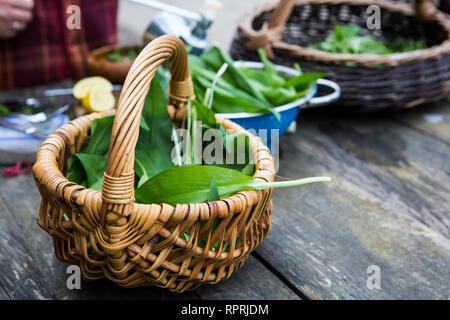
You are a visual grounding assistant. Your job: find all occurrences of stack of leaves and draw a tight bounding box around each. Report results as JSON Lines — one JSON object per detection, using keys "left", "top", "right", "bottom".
{"left": 189, "top": 46, "right": 323, "bottom": 115}
{"left": 309, "top": 24, "right": 427, "bottom": 55}
{"left": 66, "top": 76, "right": 330, "bottom": 206}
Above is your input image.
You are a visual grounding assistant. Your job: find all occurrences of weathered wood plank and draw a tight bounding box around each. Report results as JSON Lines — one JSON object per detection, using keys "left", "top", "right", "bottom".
{"left": 308, "top": 115, "right": 450, "bottom": 236}
{"left": 195, "top": 256, "right": 300, "bottom": 300}
{"left": 0, "top": 284, "right": 10, "bottom": 300}
{"left": 0, "top": 194, "right": 58, "bottom": 299}
{"left": 255, "top": 109, "right": 450, "bottom": 299}
{"left": 391, "top": 99, "right": 450, "bottom": 143}
{"left": 0, "top": 172, "right": 298, "bottom": 299}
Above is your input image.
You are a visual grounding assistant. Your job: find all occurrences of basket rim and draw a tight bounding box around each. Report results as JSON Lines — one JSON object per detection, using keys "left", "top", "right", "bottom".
{"left": 238, "top": 0, "right": 450, "bottom": 67}
{"left": 33, "top": 109, "right": 275, "bottom": 222}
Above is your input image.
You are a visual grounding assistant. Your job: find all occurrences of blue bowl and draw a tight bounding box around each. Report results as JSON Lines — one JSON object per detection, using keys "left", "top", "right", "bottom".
{"left": 217, "top": 61, "right": 340, "bottom": 149}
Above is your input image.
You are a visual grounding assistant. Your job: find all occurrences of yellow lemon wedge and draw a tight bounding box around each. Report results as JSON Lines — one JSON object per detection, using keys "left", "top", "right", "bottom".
{"left": 73, "top": 76, "right": 113, "bottom": 100}
{"left": 82, "top": 84, "right": 115, "bottom": 113}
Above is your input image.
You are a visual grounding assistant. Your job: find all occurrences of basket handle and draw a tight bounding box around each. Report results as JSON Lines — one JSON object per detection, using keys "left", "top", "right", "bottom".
{"left": 100, "top": 35, "right": 192, "bottom": 218}
{"left": 415, "top": 0, "right": 436, "bottom": 21}
{"left": 267, "top": 0, "right": 296, "bottom": 29}
{"left": 244, "top": 0, "right": 295, "bottom": 59}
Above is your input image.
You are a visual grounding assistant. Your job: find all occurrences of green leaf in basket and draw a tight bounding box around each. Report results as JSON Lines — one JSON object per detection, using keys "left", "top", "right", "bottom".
{"left": 135, "top": 165, "right": 256, "bottom": 205}
{"left": 83, "top": 114, "right": 115, "bottom": 155}
{"left": 135, "top": 165, "right": 331, "bottom": 206}
{"left": 188, "top": 54, "right": 208, "bottom": 72}
{"left": 135, "top": 77, "right": 175, "bottom": 186}
{"left": 224, "top": 133, "right": 252, "bottom": 167}
{"left": 140, "top": 76, "right": 170, "bottom": 134}
{"left": 192, "top": 99, "right": 218, "bottom": 128}
{"left": 207, "top": 177, "right": 220, "bottom": 201}
{"left": 66, "top": 77, "right": 175, "bottom": 190}
{"left": 240, "top": 163, "right": 255, "bottom": 177}
{"left": 135, "top": 140, "right": 174, "bottom": 187}
{"left": 66, "top": 155, "right": 87, "bottom": 187}
{"left": 72, "top": 153, "right": 108, "bottom": 189}
{"left": 309, "top": 23, "right": 427, "bottom": 55}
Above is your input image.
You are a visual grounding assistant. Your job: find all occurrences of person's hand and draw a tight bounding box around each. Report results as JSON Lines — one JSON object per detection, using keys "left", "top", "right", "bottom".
{"left": 0, "top": 0, "right": 34, "bottom": 39}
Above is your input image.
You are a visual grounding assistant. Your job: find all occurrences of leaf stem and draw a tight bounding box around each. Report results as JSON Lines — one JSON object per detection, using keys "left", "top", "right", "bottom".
{"left": 208, "top": 62, "right": 228, "bottom": 109}
{"left": 250, "top": 176, "right": 331, "bottom": 189}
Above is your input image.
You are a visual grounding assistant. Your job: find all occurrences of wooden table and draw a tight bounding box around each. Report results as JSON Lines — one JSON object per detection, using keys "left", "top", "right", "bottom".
{"left": 0, "top": 97, "right": 449, "bottom": 300}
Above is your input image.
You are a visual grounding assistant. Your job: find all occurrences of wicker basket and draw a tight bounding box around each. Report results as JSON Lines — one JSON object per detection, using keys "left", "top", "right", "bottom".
{"left": 230, "top": 0, "right": 450, "bottom": 111}
{"left": 33, "top": 36, "right": 275, "bottom": 292}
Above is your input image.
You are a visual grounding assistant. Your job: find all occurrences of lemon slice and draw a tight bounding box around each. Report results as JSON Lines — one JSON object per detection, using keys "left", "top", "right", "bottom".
{"left": 82, "top": 85, "right": 115, "bottom": 113}
{"left": 73, "top": 76, "right": 113, "bottom": 100}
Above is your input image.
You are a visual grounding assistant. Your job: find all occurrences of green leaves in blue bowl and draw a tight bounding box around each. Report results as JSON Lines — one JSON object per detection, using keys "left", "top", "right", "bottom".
{"left": 190, "top": 46, "right": 324, "bottom": 116}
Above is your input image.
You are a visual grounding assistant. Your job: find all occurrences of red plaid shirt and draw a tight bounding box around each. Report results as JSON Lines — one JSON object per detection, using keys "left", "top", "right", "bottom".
{"left": 0, "top": 0, "right": 118, "bottom": 89}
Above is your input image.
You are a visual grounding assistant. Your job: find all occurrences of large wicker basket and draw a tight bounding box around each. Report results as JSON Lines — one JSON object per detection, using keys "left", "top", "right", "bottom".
{"left": 33, "top": 36, "right": 275, "bottom": 292}
{"left": 230, "top": 0, "right": 450, "bottom": 111}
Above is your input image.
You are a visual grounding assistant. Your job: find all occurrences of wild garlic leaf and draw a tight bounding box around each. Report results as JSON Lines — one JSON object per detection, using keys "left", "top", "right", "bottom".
{"left": 72, "top": 153, "right": 107, "bottom": 188}
{"left": 285, "top": 73, "right": 324, "bottom": 90}
{"left": 207, "top": 177, "right": 220, "bottom": 201}
{"left": 257, "top": 48, "right": 278, "bottom": 76}
{"left": 135, "top": 165, "right": 257, "bottom": 206}
{"left": 84, "top": 114, "right": 114, "bottom": 155}
{"left": 135, "top": 78, "right": 175, "bottom": 186}
{"left": 135, "top": 165, "right": 330, "bottom": 206}
{"left": 192, "top": 71, "right": 274, "bottom": 113}
{"left": 309, "top": 23, "right": 426, "bottom": 55}
{"left": 192, "top": 76, "right": 280, "bottom": 119}
{"left": 241, "top": 163, "right": 255, "bottom": 177}
{"left": 201, "top": 46, "right": 270, "bottom": 103}
{"left": 192, "top": 100, "right": 218, "bottom": 128}
{"left": 66, "top": 155, "right": 87, "bottom": 186}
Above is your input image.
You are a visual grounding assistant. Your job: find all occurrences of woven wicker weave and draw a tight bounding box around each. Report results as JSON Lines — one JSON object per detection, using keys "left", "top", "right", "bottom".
{"left": 395, "top": 0, "right": 448, "bottom": 13}
{"left": 33, "top": 36, "right": 275, "bottom": 292}
{"left": 230, "top": 0, "right": 450, "bottom": 111}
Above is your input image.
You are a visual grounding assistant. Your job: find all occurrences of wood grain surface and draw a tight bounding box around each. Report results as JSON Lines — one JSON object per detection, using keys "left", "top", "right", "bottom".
{"left": 255, "top": 100, "right": 450, "bottom": 299}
